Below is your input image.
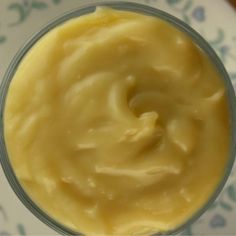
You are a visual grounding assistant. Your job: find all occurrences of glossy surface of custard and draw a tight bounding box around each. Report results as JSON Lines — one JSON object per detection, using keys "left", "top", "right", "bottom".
{"left": 4, "top": 8, "right": 230, "bottom": 236}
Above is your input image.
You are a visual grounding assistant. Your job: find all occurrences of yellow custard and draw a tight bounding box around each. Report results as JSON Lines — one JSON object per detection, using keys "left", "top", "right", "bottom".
{"left": 4, "top": 8, "right": 230, "bottom": 236}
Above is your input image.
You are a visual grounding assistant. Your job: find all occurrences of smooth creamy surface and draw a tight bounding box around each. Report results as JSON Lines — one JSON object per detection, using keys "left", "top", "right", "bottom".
{"left": 4, "top": 8, "right": 230, "bottom": 236}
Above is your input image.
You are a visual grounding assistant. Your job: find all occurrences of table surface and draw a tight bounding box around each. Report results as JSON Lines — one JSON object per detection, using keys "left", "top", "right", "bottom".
{"left": 0, "top": 0, "right": 236, "bottom": 235}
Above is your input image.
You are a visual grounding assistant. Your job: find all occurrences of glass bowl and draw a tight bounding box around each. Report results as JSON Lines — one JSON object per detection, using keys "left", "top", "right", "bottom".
{"left": 0, "top": 1, "right": 236, "bottom": 235}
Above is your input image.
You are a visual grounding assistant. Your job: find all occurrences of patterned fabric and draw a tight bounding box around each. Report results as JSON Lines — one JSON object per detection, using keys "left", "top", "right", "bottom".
{"left": 0, "top": 0, "right": 236, "bottom": 235}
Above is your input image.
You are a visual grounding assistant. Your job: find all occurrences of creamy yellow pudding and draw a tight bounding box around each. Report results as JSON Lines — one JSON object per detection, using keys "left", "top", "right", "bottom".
{"left": 4, "top": 7, "right": 230, "bottom": 236}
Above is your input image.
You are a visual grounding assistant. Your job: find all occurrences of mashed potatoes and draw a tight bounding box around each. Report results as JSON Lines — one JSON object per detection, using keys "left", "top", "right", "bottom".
{"left": 4, "top": 8, "right": 230, "bottom": 235}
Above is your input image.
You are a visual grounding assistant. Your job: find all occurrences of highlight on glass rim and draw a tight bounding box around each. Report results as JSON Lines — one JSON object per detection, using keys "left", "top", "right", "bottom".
{"left": 0, "top": 2, "right": 235, "bottom": 236}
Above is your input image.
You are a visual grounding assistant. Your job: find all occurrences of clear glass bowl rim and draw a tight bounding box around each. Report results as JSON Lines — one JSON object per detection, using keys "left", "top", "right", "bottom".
{"left": 0, "top": 1, "right": 236, "bottom": 235}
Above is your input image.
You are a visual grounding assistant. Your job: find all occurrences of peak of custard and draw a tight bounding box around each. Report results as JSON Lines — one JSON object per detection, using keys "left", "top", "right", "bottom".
{"left": 4, "top": 7, "right": 230, "bottom": 236}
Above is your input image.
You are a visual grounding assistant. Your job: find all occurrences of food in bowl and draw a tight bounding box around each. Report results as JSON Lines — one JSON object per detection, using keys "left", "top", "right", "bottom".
{"left": 3, "top": 6, "right": 232, "bottom": 236}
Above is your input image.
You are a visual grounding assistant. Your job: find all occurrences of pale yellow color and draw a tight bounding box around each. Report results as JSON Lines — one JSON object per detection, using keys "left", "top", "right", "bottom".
{"left": 4, "top": 8, "right": 230, "bottom": 236}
